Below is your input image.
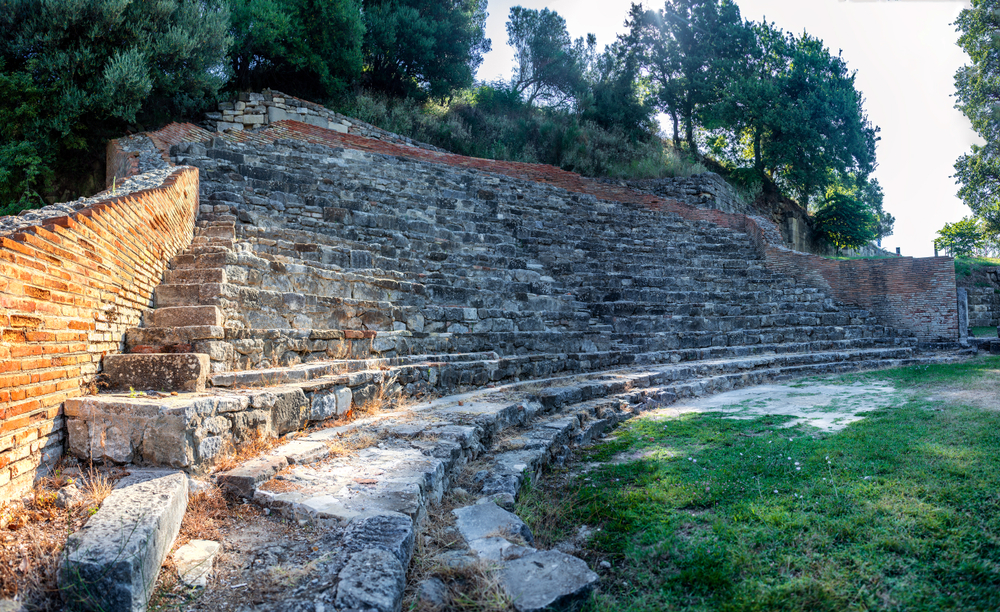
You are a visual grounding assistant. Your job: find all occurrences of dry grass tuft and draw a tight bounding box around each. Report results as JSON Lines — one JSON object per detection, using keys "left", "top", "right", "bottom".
{"left": 354, "top": 373, "right": 404, "bottom": 418}
{"left": 324, "top": 429, "right": 387, "bottom": 457}
{"left": 82, "top": 466, "right": 114, "bottom": 506}
{"left": 212, "top": 432, "right": 278, "bottom": 474}
{"left": 175, "top": 485, "right": 233, "bottom": 547}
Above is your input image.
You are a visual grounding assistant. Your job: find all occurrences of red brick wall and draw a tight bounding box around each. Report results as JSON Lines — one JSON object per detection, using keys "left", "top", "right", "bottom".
{"left": 0, "top": 167, "right": 198, "bottom": 501}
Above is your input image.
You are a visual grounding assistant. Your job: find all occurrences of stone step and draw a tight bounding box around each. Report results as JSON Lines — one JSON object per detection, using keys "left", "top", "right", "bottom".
{"left": 210, "top": 348, "right": 963, "bottom": 609}
{"left": 71, "top": 345, "right": 939, "bottom": 472}
{"left": 147, "top": 305, "right": 224, "bottom": 328}
{"left": 101, "top": 352, "right": 210, "bottom": 392}
{"left": 163, "top": 267, "right": 227, "bottom": 284}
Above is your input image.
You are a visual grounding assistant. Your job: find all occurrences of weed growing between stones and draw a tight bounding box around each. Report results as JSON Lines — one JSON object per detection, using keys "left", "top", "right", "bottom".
{"left": 514, "top": 358, "right": 1000, "bottom": 611}
{"left": 403, "top": 468, "right": 514, "bottom": 612}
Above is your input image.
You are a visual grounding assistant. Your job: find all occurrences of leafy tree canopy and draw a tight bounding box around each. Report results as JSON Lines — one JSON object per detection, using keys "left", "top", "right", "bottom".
{"left": 228, "top": 0, "right": 363, "bottom": 101}
{"left": 935, "top": 217, "right": 987, "bottom": 258}
{"left": 363, "top": 0, "right": 491, "bottom": 99}
{"left": 812, "top": 192, "right": 879, "bottom": 250}
{"left": 0, "top": 0, "right": 230, "bottom": 207}
{"left": 708, "top": 21, "right": 879, "bottom": 207}
{"left": 627, "top": 0, "right": 748, "bottom": 153}
{"left": 506, "top": 6, "right": 593, "bottom": 107}
{"left": 954, "top": 0, "right": 1000, "bottom": 232}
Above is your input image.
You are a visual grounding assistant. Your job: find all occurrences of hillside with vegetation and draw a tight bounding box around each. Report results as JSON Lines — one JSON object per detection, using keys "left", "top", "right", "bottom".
{"left": 0, "top": 0, "right": 894, "bottom": 250}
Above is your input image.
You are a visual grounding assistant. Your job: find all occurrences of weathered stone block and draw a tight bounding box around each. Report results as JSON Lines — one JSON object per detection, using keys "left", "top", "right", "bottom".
{"left": 251, "top": 388, "right": 308, "bottom": 435}
{"left": 102, "top": 353, "right": 209, "bottom": 393}
{"left": 500, "top": 551, "right": 599, "bottom": 612}
{"left": 335, "top": 548, "right": 405, "bottom": 612}
{"left": 59, "top": 470, "right": 188, "bottom": 612}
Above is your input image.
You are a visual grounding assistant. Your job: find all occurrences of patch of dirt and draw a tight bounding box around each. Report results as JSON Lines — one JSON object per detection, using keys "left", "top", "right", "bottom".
{"left": 645, "top": 381, "right": 903, "bottom": 432}
{"left": 151, "top": 486, "right": 337, "bottom": 611}
{"left": 931, "top": 382, "right": 1000, "bottom": 412}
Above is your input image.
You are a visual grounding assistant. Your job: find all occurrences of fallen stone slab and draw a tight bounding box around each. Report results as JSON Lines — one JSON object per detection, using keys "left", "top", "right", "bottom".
{"left": 102, "top": 353, "right": 210, "bottom": 393}
{"left": 59, "top": 470, "right": 188, "bottom": 612}
{"left": 501, "top": 550, "right": 599, "bottom": 612}
{"left": 217, "top": 455, "right": 288, "bottom": 498}
{"left": 453, "top": 502, "right": 534, "bottom": 545}
{"left": 173, "top": 539, "right": 221, "bottom": 587}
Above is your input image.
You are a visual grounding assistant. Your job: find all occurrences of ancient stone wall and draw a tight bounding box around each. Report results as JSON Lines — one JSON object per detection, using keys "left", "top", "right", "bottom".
{"left": 206, "top": 90, "right": 445, "bottom": 152}
{"left": 0, "top": 164, "right": 199, "bottom": 500}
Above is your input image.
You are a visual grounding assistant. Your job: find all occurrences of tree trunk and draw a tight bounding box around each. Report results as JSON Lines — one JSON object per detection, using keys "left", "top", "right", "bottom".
{"left": 671, "top": 111, "right": 681, "bottom": 149}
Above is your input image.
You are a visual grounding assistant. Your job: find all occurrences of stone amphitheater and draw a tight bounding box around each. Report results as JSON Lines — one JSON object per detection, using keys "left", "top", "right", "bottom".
{"left": 0, "top": 92, "right": 969, "bottom": 611}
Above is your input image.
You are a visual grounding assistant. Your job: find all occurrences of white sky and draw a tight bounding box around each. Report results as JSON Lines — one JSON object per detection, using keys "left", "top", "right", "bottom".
{"left": 476, "top": 0, "right": 980, "bottom": 258}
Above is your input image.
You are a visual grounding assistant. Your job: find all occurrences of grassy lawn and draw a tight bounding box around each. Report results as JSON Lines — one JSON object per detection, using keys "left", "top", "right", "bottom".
{"left": 970, "top": 326, "right": 996, "bottom": 338}
{"left": 518, "top": 358, "right": 1000, "bottom": 611}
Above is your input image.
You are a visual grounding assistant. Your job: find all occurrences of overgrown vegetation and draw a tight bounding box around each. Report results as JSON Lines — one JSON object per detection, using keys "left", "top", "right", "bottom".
{"left": 518, "top": 358, "right": 1000, "bottom": 611}
{"left": 1, "top": 0, "right": 890, "bottom": 249}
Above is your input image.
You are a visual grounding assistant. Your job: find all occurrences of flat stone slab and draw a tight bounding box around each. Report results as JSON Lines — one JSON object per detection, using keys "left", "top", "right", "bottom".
{"left": 102, "top": 353, "right": 210, "bottom": 392}
{"left": 453, "top": 502, "right": 533, "bottom": 545}
{"left": 501, "top": 550, "right": 599, "bottom": 612}
{"left": 173, "top": 539, "right": 220, "bottom": 587}
{"left": 59, "top": 470, "right": 188, "bottom": 612}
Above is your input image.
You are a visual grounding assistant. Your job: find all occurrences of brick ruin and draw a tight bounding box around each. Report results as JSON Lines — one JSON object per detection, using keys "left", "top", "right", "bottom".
{"left": 0, "top": 96, "right": 960, "bottom": 503}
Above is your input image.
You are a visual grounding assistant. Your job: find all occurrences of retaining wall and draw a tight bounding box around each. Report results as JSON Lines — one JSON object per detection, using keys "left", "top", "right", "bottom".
{"left": 0, "top": 166, "right": 199, "bottom": 501}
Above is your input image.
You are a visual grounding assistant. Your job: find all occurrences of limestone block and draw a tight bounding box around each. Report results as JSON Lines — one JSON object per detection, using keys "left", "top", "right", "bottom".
{"left": 217, "top": 455, "right": 287, "bottom": 498}
{"left": 252, "top": 388, "right": 309, "bottom": 435}
{"left": 500, "top": 551, "right": 599, "bottom": 612}
{"left": 327, "top": 121, "right": 348, "bottom": 134}
{"left": 141, "top": 414, "right": 195, "bottom": 468}
{"left": 267, "top": 106, "right": 291, "bottom": 123}
{"left": 342, "top": 512, "right": 415, "bottom": 566}
{"left": 102, "top": 353, "right": 209, "bottom": 393}
{"left": 311, "top": 386, "right": 352, "bottom": 421}
{"left": 452, "top": 502, "right": 533, "bottom": 545}
{"left": 151, "top": 306, "right": 223, "bottom": 328}
{"left": 173, "top": 539, "right": 220, "bottom": 587}
{"left": 59, "top": 470, "right": 188, "bottom": 612}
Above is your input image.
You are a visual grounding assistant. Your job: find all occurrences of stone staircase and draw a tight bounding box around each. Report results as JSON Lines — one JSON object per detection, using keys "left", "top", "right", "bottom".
{"left": 59, "top": 125, "right": 965, "bottom": 611}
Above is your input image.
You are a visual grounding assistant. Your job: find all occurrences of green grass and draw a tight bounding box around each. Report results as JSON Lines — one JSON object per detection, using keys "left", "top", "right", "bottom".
{"left": 518, "top": 358, "right": 1000, "bottom": 611}
{"left": 970, "top": 326, "right": 996, "bottom": 339}
{"left": 954, "top": 257, "right": 1000, "bottom": 279}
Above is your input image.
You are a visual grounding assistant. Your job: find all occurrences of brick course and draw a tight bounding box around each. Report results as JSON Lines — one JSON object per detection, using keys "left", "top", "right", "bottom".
{"left": 0, "top": 167, "right": 198, "bottom": 501}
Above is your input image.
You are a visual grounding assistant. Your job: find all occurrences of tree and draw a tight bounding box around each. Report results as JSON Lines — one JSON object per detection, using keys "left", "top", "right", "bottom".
{"left": 580, "top": 41, "right": 656, "bottom": 138}
{"left": 0, "top": 0, "right": 231, "bottom": 207}
{"left": 954, "top": 0, "right": 1000, "bottom": 232}
{"left": 227, "top": 0, "right": 364, "bottom": 101}
{"left": 627, "top": 0, "right": 748, "bottom": 153}
{"left": 812, "top": 193, "right": 879, "bottom": 250}
{"left": 935, "top": 217, "right": 987, "bottom": 258}
{"left": 506, "top": 6, "right": 592, "bottom": 107}
{"left": 363, "top": 0, "right": 491, "bottom": 99}
{"left": 708, "top": 22, "right": 879, "bottom": 207}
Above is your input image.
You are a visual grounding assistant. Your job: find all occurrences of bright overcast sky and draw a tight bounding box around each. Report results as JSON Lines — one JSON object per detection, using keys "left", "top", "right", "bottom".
{"left": 476, "top": 0, "right": 979, "bottom": 258}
